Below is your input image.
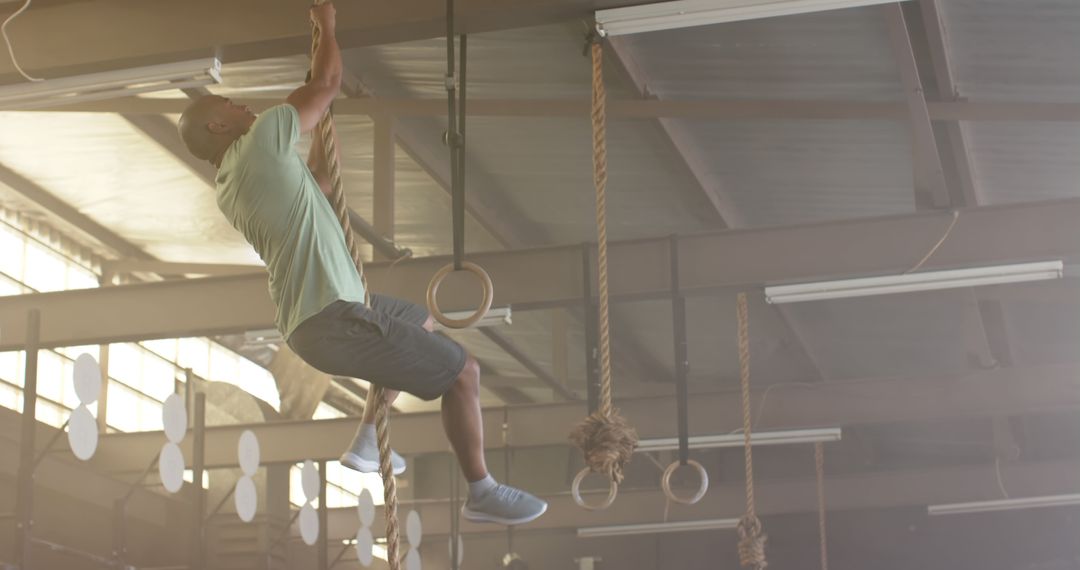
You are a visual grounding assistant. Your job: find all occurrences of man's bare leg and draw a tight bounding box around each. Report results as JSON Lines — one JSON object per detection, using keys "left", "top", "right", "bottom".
{"left": 442, "top": 353, "right": 548, "bottom": 525}
{"left": 440, "top": 356, "right": 488, "bottom": 481}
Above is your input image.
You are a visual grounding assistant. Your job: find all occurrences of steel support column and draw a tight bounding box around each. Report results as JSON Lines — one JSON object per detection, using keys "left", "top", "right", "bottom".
{"left": 12, "top": 309, "right": 40, "bottom": 567}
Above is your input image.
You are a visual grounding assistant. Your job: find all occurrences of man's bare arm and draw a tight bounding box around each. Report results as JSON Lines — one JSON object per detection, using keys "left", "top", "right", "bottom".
{"left": 286, "top": 3, "right": 341, "bottom": 135}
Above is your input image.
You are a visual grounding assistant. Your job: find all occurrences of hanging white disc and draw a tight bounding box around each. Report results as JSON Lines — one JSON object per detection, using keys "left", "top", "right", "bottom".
{"left": 354, "top": 527, "right": 374, "bottom": 567}
{"left": 238, "top": 430, "right": 260, "bottom": 477}
{"left": 72, "top": 353, "right": 101, "bottom": 405}
{"left": 159, "top": 442, "right": 185, "bottom": 494}
{"left": 448, "top": 535, "right": 464, "bottom": 567}
{"left": 301, "top": 459, "right": 320, "bottom": 503}
{"left": 405, "top": 510, "right": 422, "bottom": 547}
{"left": 67, "top": 405, "right": 98, "bottom": 460}
{"left": 234, "top": 475, "right": 258, "bottom": 523}
{"left": 299, "top": 502, "right": 320, "bottom": 546}
{"left": 357, "top": 488, "right": 375, "bottom": 527}
{"left": 405, "top": 547, "right": 421, "bottom": 570}
{"left": 162, "top": 394, "right": 187, "bottom": 444}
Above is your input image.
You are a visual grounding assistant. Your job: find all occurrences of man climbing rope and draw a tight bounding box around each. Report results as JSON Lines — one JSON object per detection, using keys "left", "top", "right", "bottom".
{"left": 176, "top": 3, "right": 546, "bottom": 526}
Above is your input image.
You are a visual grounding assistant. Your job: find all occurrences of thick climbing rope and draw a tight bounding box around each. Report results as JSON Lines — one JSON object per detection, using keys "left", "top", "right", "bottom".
{"left": 736, "top": 293, "right": 767, "bottom": 570}
{"left": 815, "top": 442, "right": 829, "bottom": 570}
{"left": 590, "top": 40, "right": 613, "bottom": 430}
{"left": 309, "top": 7, "right": 401, "bottom": 569}
{"left": 568, "top": 38, "right": 638, "bottom": 496}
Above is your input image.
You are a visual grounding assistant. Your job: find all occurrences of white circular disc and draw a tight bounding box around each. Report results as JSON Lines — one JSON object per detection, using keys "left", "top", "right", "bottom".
{"left": 354, "top": 527, "right": 374, "bottom": 567}
{"left": 162, "top": 394, "right": 188, "bottom": 444}
{"left": 67, "top": 405, "right": 98, "bottom": 460}
{"left": 159, "top": 442, "right": 185, "bottom": 494}
{"left": 357, "top": 488, "right": 375, "bottom": 527}
{"left": 238, "top": 430, "right": 260, "bottom": 477}
{"left": 299, "top": 502, "right": 319, "bottom": 546}
{"left": 405, "top": 510, "right": 422, "bottom": 547}
{"left": 405, "top": 547, "right": 421, "bottom": 570}
{"left": 301, "top": 460, "right": 320, "bottom": 503}
{"left": 448, "top": 536, "right": 464, "bottom": 566}
{"left": 72, "top": 354, "right": 101, "bottom": 405}
{"left": 234, "top": 475, "right": 257, "bottom": 523}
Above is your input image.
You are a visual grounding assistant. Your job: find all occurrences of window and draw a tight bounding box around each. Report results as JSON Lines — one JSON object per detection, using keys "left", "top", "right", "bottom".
{"left": 0, "top": 216, "right": 283, "bottom": 433}
{"left": 0, "top": 224, "right": 24, "bottom": 280}
{"left": 22, "top": 241, "right": 69, "bottom": 293}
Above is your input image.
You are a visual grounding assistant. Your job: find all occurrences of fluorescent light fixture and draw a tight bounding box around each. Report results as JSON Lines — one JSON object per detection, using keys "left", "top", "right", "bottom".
{"left": 0, "top": 57, "right": 222, "bottom": 110}
{"left": 928, "top": 493, "right": 1080, "bottom": 516}
{"left": 579, "top": 518, "right": 739, "bottom": 538}
{"left": 432, "top": 306, "right": 512, "bottom": 331}
{"left": 637, "top": 427, "right": 840, "bottom": 453}
{"left": 764, "top": 261, "right": 1063, "bottom": 304}
{"left": 596, "top": 0, "right": 907, "bottom": 37}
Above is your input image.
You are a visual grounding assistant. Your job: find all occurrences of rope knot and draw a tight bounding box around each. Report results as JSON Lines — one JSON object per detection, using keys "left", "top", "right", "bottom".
{"left": 737, "top": 515, "right": 768, "bottom": 570}
{"left": 568, "top": 410, "right": 638, "bottom": 484}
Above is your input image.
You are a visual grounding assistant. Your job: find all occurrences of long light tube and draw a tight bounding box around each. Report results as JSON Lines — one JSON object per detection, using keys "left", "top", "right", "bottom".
{"left": 636, "top": 427, "right": 841, "bottom": 453}
{"left": 764, "top": 261, "right": 1064, "bottom": 304}
{"left": 596, "top": 0, "right": 908, "bottom": 37}
{"left": 0, "top": 57, "right": 222, "bottom": 110}
{"left": 928, "top": 493, "right": 1080, "bottom": 516}
{"left": 578, "top": 518, "right": 739, "bottom": 538}
{"left": 432, "top": 306, "right": 512, "bottom": 331}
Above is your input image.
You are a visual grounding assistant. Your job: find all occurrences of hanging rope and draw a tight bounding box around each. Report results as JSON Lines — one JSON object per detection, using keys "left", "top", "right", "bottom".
{"left": 309, "top": 6, "right": 401, "bottom": 569}
{"left": 736, "top": 293, "right": 767, "bottom": 570}
{"left": 568, "top": 37, "right": 638, "bottom": 506}
{"left": 815, "top": 442, "right": 829, "bottom": 570}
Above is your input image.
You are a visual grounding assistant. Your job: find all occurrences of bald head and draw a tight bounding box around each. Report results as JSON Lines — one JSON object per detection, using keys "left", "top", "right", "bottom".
{"left": 178, "top": 95, "right": 256, "bottom": 163}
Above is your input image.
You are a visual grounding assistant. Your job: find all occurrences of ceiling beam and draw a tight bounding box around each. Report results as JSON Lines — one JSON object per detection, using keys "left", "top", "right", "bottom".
{"left": 919, "top": 0, "right": 980, "bottom": 208}
{"left": 72, "top": 362, "right": 1080, "bottom": 472}
{"left": 912, "top": 0, "right": 1001, "bottom": 377}
{"left": 0, "top": 162, "right": 153, "bottom": 260}
{"left": 316, "top": 458, "right": 1080, "bottom": 539}
{"left": 0, "top": 423, "right": 175, "bottom": 526}
{"left": 0, "top": 0, "right": 662, "bottom": 80}
{"left": 883, "top": 3, "right": 950, "bottom": 210}
{"left": 101, "top": 259, "right": 262, "bottom": 277}
{"left": 2, "top": 197, "right": 1075, "bottom": 350}
{"left": 44, "top": 97, "right": 1080, "bottom": 122}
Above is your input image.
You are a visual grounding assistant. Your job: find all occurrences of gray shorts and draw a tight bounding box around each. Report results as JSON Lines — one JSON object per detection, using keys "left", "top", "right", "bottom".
{"left": 286, "top": 294, "right": 467, "bottom": 401}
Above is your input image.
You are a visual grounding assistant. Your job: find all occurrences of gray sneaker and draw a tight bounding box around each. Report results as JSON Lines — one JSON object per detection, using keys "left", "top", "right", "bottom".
{"left": 462, "top": 484, "right": 548, "bottom": 525}
{"left": 339, "top": 440, "right": 406, "bottom": 476}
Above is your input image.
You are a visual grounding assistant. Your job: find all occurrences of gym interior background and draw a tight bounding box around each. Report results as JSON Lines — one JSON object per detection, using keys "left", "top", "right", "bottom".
{"left": 1, "top": 0, "right": 1080, "bottom": 568}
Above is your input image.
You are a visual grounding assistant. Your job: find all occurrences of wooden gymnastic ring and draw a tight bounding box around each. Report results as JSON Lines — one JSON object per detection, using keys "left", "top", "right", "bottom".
{"left": 426, "top": 261, "right": 494, "bottom": 329}
{"left": 571, "top": 466, "right": 619, "bottom": 511}
{"left": 661, "top": 459, "right": 709, "bottom": 505}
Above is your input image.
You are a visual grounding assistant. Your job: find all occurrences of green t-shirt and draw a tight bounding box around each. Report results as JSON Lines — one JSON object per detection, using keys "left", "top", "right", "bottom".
{"left": 216, "top": 104, "right": 365, "bottom": 339}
